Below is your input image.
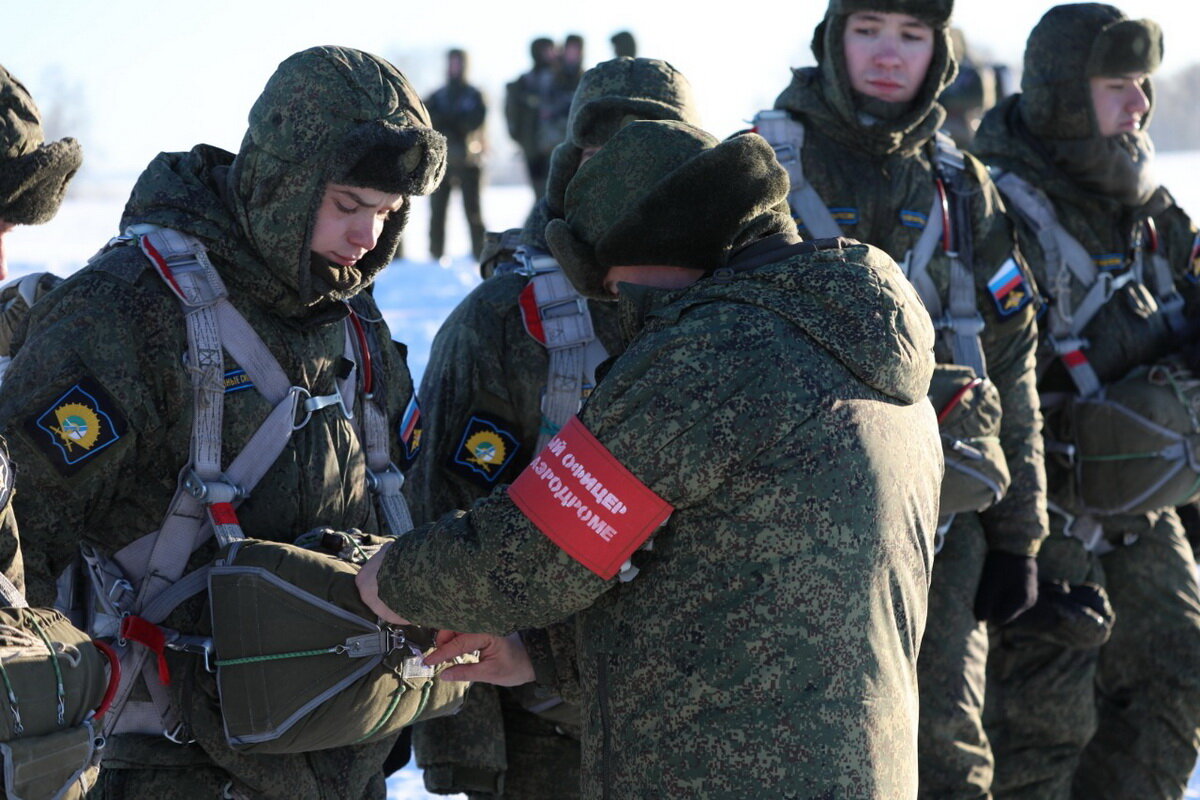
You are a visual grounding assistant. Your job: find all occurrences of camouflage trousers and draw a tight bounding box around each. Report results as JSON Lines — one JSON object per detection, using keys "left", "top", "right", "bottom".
{"left": 917, "top": 513, "right": 993, "bottom": 799}
{"left": 987, "top": 509, "right": 1200, "bottom": 800}
{"left": 417, "top": 684, "right": 582, "bottom": 799}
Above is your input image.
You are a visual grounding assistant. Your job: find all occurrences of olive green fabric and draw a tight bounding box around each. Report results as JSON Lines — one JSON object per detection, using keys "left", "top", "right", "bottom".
{"left": 546, "top": 121, "right": 794, "bottom": 299}
{"left": 409, "top": 58, "right": 699, "bottom": 799}
{"left": 807, "top": 0, "right": 956, "bottom": 157}
{"left": 0, "top": 47, "right": 431, "bottom": 800}
{"left": 975, "top": 30, "right": 1200, "bottom": 798}
{"left": 0, "top": 64, "right": 82, "bottom": 226}
{"left": 383, "top": 235, "right": 941, "bottom": 798}
{"left": 0, "top": 272, "right": 62, "bottom": 364}
{"left": 930, "top": 364, "right": 1010, "bottom": 515}
{"left": 775, "top": 12, "right": 1049, "bottom": 795}
{"left": 209, "top": 539, "right": 469, "bottom": 754}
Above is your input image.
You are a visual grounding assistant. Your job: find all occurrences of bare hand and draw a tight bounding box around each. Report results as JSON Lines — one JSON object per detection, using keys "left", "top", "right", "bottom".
{"left": 427, "top": 630, "right": 535, "bottom": 686}
{"left": 355, "top": 542, "right": 411, "bottom": 625}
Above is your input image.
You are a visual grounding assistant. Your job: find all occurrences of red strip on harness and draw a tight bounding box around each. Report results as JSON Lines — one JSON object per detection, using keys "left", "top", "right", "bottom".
{"left": 140, "top": 236, "right": 186, "bottom": 299}
{"left": 1062, "top": 350, "right": 1089, "bottom": 368}
{"left": 120, "top": 616, "right": 170, "bottom": 685}
{"left": 1144, "top": 217, "right": 1160, "bottom": 253}
{"left": 518, "top": 283, "right": 546, "bottom": 344}
{"left": 937, "top": 377, "right": 985, "bottom": 425}
{"left": 934, "top": 178, "right": 952, "bottom": 254}
{"left": 91, "top": 639, "right": 122, "bottom": 719}
{"left": 210, "top": 502, "right": 239, "bottom": 526}
{"left": 347, "top": 309, "right": 374, "bottom": 395}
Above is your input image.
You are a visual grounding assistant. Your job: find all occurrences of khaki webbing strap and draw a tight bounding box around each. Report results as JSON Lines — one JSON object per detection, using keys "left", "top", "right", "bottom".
{"left": 529, "top": 267, "right": 607, "bottom": 452}
{"left": 753, "top": 111, "right": 844, "bottom": 239}
{"left": 900, "top": 190, "right": 947, "bottom": 321}
{"left": 0, "top": 572, "right": 25, "bottom": 608}
{"left": 344, "top": 313, "right": 415, "bottom": 537}
{"left": 995, "top": 172, "right": 1105, "bottom": 397}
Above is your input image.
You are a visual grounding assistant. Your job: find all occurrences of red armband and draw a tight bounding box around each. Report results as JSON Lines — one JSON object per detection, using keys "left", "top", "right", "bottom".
{"left": 508, "top": 417, "right": 673, "bottom": 579}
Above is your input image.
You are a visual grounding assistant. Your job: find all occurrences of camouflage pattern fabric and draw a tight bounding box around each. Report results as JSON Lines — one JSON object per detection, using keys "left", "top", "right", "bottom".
{"left": 774, "top": 19, "right": 1047, "bottom": 794}
{"left": 408, "top": 58, "right": 698, "bottom": 799}
{"left": 381, "top": 236, "right": 943, "bottom": 797}
{"left": 975, "top": 60, "right": 1200, "bottom": 799}
{"left": 0, "top": 46, "right": 436, "bottom": 799}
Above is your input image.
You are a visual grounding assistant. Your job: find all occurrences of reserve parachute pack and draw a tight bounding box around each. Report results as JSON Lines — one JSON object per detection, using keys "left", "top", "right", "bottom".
{"left": 929, "top": 364, "right": 1011, "bottom": 516}
{"left": 0, "top": 570, "right": 114, "bottom": 800}
{"left": 57, "top": 227, "right": 468, "bottom": 755}
{"left": 1063, "top": 358, "right": 1200, "bottom": 517}
{"left": 753, "top": 111, "right": 1008, "bottom": 517}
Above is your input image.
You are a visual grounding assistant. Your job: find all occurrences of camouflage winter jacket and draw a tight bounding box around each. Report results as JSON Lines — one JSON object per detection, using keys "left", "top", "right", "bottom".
{"left": 773, "top": 69, "right": 1048, "bottom": 557}
{"left": 974, "top": 95, "right": 1200, "bottom": 510}
{"left": 380, "top": 239, "right": 943, "bottom": 798}
{"left": 0, "top": 134, "right": 418, "bottom": 800}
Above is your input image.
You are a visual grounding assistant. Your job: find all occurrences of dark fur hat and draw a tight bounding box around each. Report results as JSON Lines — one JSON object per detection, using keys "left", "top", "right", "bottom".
{"left": 0, "top": 65, "right": 82, "bottom": 225}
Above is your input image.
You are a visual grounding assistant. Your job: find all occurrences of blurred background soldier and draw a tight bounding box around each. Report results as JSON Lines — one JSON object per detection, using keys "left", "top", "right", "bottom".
{"left": 610, "top": 30, "right": 637, "bottom": 59}
{"left": 974, "top": 6, "right": 1200, "bottom": 798}
{"left": 939, "top": 28, "right": 1005, "bottom": 149}
{"left": 426, "top": 48, "right": 488, "bottom": 262}
{"left": 506, "top": 37, "right": 564, "bottom": 201}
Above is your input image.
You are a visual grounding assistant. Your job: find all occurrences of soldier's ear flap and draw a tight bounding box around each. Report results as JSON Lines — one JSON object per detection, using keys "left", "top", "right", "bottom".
{"left": 545, "top": 218, "right": 610, "bottom": 301}
{"left": 544, "top": 144, "right": 582, "bottom": 218}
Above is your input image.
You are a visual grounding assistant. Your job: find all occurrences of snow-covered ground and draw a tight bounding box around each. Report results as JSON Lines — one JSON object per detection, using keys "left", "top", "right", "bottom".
{"left": 6, "top": 151, "right": 1200, "bottom": 799}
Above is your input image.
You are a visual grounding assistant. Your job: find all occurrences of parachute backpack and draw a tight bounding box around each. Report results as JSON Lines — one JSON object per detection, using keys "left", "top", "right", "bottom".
{"left": 1066, "top": 358, "right": 1200, "bottom": 516}
{"left": 928, "top": 363, "right": 1011, "bottom": 517}
{"left": 60, "top": 227, "right": 469, "bottom": 755}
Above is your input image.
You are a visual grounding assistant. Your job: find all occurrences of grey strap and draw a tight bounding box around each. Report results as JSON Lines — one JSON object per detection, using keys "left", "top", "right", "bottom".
{"left": 753, "top": 111, "right": 844, "bottom": 239}
{"left": 0, "top": 572, "right": 26, "bottom": 608}
{"left": 995, "top": 172, "right": 1105, "bottom": 397}
{"left": 529, "top": 267, "right": 607, "bottom": 452}
{"left": 900, "top": 190, "right": 947, "bottom": 321}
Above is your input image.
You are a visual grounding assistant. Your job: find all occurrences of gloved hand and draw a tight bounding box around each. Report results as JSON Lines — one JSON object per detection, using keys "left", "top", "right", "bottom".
{"left": 974, "top": 550, "right": 1039, "bottom": 625}
{"left": 1006, "top": 580, "right": 1114, "bottom": 650}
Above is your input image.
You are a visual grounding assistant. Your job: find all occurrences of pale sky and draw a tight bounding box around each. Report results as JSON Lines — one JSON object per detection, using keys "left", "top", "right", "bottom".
{"left": 6, "top": 0, "right": 1200, "bottom": 182}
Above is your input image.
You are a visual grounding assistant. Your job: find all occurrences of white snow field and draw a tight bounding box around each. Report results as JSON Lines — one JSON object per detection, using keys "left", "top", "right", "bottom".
{"left": 5, "top": 151, "right": 1200, "bottom": 799}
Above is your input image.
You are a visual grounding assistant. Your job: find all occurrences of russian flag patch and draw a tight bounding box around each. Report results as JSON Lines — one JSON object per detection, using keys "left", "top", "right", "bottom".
{"left": 987, "top": 257, "right": 1032, "bottom": 318}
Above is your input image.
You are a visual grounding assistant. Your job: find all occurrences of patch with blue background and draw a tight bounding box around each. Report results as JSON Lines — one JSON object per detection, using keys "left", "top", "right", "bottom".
{"left": 987, "top": 257, "right": 1033, "bottom": 318}
{"left": 24, "top": 377, "right": 128, "bottom": 477}
{"left": 447, "top": 412, "right": 521, "bottom": 488}
{"left": 223, "top": 368, "right": 254, "bottom": 393}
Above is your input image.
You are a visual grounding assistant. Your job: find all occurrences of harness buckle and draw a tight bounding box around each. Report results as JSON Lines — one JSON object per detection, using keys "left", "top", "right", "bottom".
{"left": 540, "top": 296, "right": 587, "bottom": 321}
{"left": 367, "top": 463, "right": 405, "bottom": 497}
{"left": 182, "top": 470, "right": 244, "bottom": 504}
{"left": 163, "top": 721, "right": 195, "bottom": 745}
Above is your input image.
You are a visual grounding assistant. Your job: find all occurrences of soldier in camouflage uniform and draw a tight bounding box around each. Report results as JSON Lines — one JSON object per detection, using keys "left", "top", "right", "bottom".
{"left": 754, "top": 1, "right": 1048, "bottom": 795}
{"left": 972, "top": 6, "right": 1200, "bottom": 798}
{"left": 360, "top": 118, "right": 944, "bottom": 799}
{"left": 0, "top": 46, "right": 445, "bottom": 798}
{"left": 425, "top": 48, "right": 487, "bottom": 262}
{"left": 409, "top": 57, "right": 699, "bottom": 798}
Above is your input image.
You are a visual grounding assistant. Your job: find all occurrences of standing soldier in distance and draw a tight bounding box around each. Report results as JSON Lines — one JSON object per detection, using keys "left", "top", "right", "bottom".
{"left": 973, "top": 6, "right": 1200, "bottom": 798}
{"left": 409, "top": 57, "right": 700, "bottom": 799}
{"left": 751, "top": 1, "right": 1048, "bottom": 796}
{"left": 426, "top": 48, "right": 488, "bottom": 262}
{"left": 506, "top": 38, "right": 560, "bottom": 201}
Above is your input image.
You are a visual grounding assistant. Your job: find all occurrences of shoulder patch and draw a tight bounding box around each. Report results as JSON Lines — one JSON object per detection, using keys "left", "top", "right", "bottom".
{"left": 397, "top": 394, "right": 422, "bottom": 470}
{"left": 987, "top": 257, "right": 1034, "bottom": 318}
{"left": 447, "top": 412, "right": 522, "bottom": 487}
{"left": 23, "top": 377, "right": 128, "bottom": 477}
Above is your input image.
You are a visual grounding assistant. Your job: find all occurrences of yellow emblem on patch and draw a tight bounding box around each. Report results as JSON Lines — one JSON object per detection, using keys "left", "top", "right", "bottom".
{"left": 465, "top": 430, "right": 507, "bottom": 468}
{"left": 1003, "top": 289, "right": 1026, "bottom": 310}
{"left": 50, "top": 402, "right": 102, "bottom": 453}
